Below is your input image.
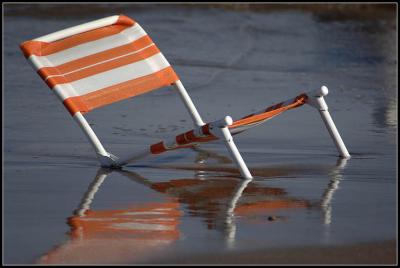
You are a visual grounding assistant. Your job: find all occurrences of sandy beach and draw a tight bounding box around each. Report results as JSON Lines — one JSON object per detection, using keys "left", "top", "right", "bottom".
{"left": 4, "top": 3, "right": 397, "bottom": 265}
{"left": 152, "top": 240, "right": 397, "bottom": 264}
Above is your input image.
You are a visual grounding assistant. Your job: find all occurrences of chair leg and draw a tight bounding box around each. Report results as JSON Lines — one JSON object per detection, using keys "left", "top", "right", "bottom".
{"left": 219, "top": 126, "right": 253, "bottom": 179}
{"left": 73, "top": 112, "right": 120, "bottom": 167}
{"left": 174, "top": 81, "right": 205, "bottom": 127}
{"left": 307, "top": 86, "right": 350, "bottom": 159}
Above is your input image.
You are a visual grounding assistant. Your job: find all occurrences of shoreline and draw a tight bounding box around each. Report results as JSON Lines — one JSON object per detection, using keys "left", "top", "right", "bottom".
{"left": 147, "top": 240, "right": 397, "bottom": 265}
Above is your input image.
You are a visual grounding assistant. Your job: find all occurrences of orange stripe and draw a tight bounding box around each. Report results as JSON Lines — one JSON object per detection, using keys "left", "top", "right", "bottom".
{"left": 62, "top": 66, "right": 178, "bottom": 115}
{"left": 80, "top": 66, "right": 178, "bottom": 111}
{"left": 116, "top": 14, "right": 136, "bottom": 26}
{"left": 153, "top": 126, "right": 218, "bottom": 155}
{"left": 201, "top": 124, "right": 211, "bottom": 135}
{"left": 46, "top": 45, "right": 161, "bottom": 88}
{"left": 295, "top": 93, "right": 308, "bottom": 102}
{"left": 21, "top": 23, "right": 135, "bottom": 57}
{"left": 230, "top": 107, "right": 288, "bottom": 128}
{"left": 38, "top": 35, "right": 154, "bottom": 78}
{"left": 63, "top": 97, "right": 90, "bottom": 116}
{"left": 20, "top": 40, "right": 48, "bottom": 58}
{"left": 44, "top": 24, "right": 134, "bottom": 56}
{"left": 230, "top": 95, "right": 307, "bottom": 129}
{"left": 176, "top": 133, "right": 189, "bottom": 145}
{"left": 185, "top": 130, "right": 196, "bottom": 142}
{"left": 150, "top": 142, "right": 167, "bottom": 154}
{"left": 181, "top": 130, "right": 201, "bottom": 144}
{"left": 184, "top": 130, "right": 217, "bottom": 143}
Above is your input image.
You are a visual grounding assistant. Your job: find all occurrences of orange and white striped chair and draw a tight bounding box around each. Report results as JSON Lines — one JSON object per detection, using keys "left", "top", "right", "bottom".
{"left": 20, "top": 14, "right": 350, "bottom": 179}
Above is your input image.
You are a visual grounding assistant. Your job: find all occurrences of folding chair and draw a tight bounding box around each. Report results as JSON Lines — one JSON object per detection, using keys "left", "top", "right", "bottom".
{"left": 20, "top": 14, "right": 350, "bottom": 179}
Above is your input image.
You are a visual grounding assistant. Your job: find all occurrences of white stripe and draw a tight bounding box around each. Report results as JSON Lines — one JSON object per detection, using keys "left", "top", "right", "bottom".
{"left": 53, "top": 83, "right": 80, "bottom": 103}
{"left": 28, "top": 24, "right": 147, "bottom": 70}
{"left": 53, "top": 52, "right": 171, "bottom": 100}
{"left": 120, "top": 211, "right": 166, "bottom": 216}
{"left": 34, "top": 15, "right": 120, "bottom": 42}
{"left": 111, "top": 222, "right": 174, "bottom": 231}
{"left": 45, "top": 43, "right": 155, "bottom": 81}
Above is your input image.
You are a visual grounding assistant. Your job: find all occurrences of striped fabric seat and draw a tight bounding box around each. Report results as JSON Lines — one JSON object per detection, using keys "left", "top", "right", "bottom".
{"left": 149, "top": 93, "right": 308, "bottom": 155}
{"left": 20, "top": 15, "right": 179, "bottom": 115}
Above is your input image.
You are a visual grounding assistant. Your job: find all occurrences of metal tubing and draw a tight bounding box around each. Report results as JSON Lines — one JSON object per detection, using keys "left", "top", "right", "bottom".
{"left": 306, "top": 86, "right": 350, "bottom": 159}
{"left": 73, "top": 112, "right": 108, "bottom": 157}
{"left": 115, "top": 116, "right": 233, "bottom": 167}
{"left": 174, "top": 80, "right": 205, "bottom": 127}
{"left": 220, "top": 127, "right": 253, "bottom": 179}
{"left": 319, "top": 109, "right": 351, "bottom": 158}
{"left": 35, "top": 15, "right": 120, "bottom": 42}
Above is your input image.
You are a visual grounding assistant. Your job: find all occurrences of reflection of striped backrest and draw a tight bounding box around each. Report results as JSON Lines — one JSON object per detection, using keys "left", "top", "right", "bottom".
{"left": 20, "top": 15, "right": 179, "bottom": 116}
{"left": 68, "top": 202, "right": 182, "bottom": 240}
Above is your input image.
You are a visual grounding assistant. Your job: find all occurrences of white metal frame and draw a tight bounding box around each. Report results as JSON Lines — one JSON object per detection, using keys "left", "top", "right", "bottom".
{"left": 28, "top": 16, "right": 350, "bottom": 179}
{"left": 73, "top": 85, "right": 350, "bottom": 180}
{"left": 73, "top": 79, "right": 254, "bottom": 179}
{"left": 306, "top": 86, "right": 350, "bottom": 158}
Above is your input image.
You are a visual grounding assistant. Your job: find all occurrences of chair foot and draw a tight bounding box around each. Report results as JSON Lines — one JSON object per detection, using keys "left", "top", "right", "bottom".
{"left": 97, "top": 153, "right": 121, "bottom": 169}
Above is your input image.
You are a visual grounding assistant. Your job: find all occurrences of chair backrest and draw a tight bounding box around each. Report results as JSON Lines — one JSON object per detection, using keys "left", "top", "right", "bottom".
{"left": 20, "top": 15, "right": 179, "bottom": 116}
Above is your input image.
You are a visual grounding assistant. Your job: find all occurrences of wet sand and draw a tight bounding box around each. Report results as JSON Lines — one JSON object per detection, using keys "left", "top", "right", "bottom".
{"left": 153, "top": 240, "right": 397, "bottom": 264}
{"left": 4, "top": 3, "right": 397, "bottom": 265}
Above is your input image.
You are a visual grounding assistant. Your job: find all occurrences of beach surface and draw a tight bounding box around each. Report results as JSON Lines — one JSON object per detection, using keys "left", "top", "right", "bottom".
{"left": 153, "top": 240, "right": 397, "bottom": 264}
{"left": 3, "top": 3, "right": 397, "bottom": 265}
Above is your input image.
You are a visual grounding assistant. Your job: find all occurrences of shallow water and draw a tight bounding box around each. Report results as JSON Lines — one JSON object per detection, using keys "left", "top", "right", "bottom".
{"left": 4, "top": 4, "right": 397, "bottom": 264}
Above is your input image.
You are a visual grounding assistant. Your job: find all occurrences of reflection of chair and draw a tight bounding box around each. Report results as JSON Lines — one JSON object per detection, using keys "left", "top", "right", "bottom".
{"left": 39, "top": 149, "right": 347, "bottom": 263}
{"left": 121, "top": 169, "right": 312, "bottom": 249}
{"left": 21, "top": 14, "right": 350, "bottom": 179}
{"left": 70, "top": 202, "right": 181, "bottom": 241}
{"left": 70, "top": 169, "right": 182, "bottom": 242}
{"left": 320, "top": 158, "right": 348, "bottom": 243}
{"left": 321, "top": 157, "right": 348, "bottom": 226}
{"left": 40, "top": 168, "right": 182, "bottom": 264}
{"left": 121, "top": 156, "right": 348, "bottom": 249}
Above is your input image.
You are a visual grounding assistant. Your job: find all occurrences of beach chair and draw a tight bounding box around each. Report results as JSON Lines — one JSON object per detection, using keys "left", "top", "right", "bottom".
{"left": 20, "top": 14, "right": 350, "bottom": 179}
